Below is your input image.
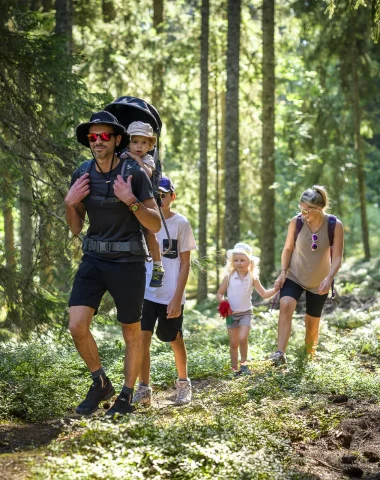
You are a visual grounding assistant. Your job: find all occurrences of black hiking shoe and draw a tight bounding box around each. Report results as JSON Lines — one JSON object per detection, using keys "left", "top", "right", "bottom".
{"left": 239, "top": 365, "right": 252, "bottom": 375}
{"left": 76, "top": 376, "right": 115, "bottom": 416}
{"left": 105, "top": 393, "right": 135, "bottom": 419}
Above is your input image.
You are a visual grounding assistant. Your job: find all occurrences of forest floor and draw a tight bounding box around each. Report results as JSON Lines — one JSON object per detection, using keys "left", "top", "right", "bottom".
{"left": 0, "top": 259, "right": 379, "bottom": 479}
{"left": 1, "top": 379, "right": 380, "bottom": 479}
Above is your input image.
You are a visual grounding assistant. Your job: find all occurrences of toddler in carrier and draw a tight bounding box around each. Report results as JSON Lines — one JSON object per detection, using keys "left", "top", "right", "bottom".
{"left": 121, "top": 121, "right": 164, "bottom": 287}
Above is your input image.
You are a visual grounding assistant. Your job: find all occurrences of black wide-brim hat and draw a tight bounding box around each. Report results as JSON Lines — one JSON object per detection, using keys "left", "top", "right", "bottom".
{"left": 76, "top": 111, "right": 128, "bottom": 151}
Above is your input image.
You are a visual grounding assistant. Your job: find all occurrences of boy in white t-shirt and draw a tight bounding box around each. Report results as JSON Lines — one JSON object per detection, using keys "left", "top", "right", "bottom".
{"left": 132, "top": 176, "right": 197, "bottom": 406}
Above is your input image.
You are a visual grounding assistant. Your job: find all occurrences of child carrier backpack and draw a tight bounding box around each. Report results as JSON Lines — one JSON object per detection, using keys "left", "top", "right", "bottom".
{"left": 77, "top": 157, "right": 149, "bottom": 256}
{"left": 103, "top": 96, "right": 172, "bottom": 253}
{"left": 294, "top": 214, "right": 337, "bottom": 297}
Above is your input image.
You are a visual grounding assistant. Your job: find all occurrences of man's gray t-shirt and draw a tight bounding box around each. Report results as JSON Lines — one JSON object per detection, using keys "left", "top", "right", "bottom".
{"left": 70, "top": 159, "right": 154, "bottom": 262}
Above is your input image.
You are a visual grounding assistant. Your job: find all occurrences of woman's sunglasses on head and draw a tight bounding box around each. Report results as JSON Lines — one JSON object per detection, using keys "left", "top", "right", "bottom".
{"left": 87, "top": 132, "right": 116, "bottom": 142}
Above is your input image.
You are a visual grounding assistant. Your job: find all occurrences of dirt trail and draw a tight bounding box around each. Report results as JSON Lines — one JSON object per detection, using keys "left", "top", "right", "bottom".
{"left": 1, "top": 386, "right": 380, "bottom": 479}
{"left": 294, "top": 402, "right": 380, "bottom": 479}
{"left": 0, "top": 419, "right": 63, "bottom": 480}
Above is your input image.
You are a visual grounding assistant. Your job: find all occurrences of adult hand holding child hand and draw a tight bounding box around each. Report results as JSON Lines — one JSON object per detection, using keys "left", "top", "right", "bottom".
{"left": 274, "top": 270, "right": 286, "bottom": 290}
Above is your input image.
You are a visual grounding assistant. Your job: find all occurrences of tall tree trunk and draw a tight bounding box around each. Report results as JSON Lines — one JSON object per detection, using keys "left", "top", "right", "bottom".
{"left": 30, "top": 0, "right": 41, "bottom": 10}
{"left": 18, "top": 68, "right": 34, "bottom": 279}
{"left": 220, "top": 90, "right": 226, "bottom": 249}
{"left": 351, "top": 31, "right": 370, "bottom": 260}
{"left": 48, "top": 0, "right": 73, "bottom": 288}
{"left": 214, "top": 50, "right": 221, "bottom": 289}
{"left": 102, "top": 0, "right": 117, "bottom": 22}
{"left": 197, "top": 0, "right": 209, "bottom": 302}
{"left": 2, "top": 174, "right": 19, "bottom": 327}
{"left": 55, "top": 0, "right": 73, "bottom": 54}
{"left": 19, "top": 178, "right": 33, "bottom": 277}
{"left": 260, "top": 0, "right": 275, "bottom": 282}
{"left": 152, "top": 0, "right": 164, "bottom": 109}
{"left": 224, "top": 0, "right": 241, "bottom": 249}
{"left": 42, "top": 0, "right": 54, "bottom": 12}
{"left": 3, "top": 173, "right": 16, "bottom": 271}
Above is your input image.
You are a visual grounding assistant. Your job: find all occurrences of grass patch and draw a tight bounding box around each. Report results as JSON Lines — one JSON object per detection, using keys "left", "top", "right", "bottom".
{"left": 0, "top": 258, "right": 379, "bottom": 478}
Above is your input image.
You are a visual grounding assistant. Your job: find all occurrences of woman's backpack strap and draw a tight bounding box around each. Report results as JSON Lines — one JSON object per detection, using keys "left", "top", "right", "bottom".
{"left": 327, "top": 214, "right": 337, "bottom": 298}
{"left": 294, "top": 214, "right": 303, "bottom": 243}
{"left": 327, "top": 215, "right": 337, "bottom": 246}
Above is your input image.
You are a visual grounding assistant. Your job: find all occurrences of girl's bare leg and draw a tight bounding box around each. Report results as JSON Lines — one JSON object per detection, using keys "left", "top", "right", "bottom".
{"left": 228, "top": 328, "right": 239, "bottom": 370}
{"left": 238, "top": 325, "right": 251, "bottom": 364}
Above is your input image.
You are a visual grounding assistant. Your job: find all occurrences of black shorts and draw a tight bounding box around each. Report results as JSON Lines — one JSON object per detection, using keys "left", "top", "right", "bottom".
{"left": 280, "top": 278, "right": 328, "bottom": 318}
{"left": 69, "top": 256, "right": 146, "bottom": 324}
{"left": 141, "top": 299, "right": 184, "bottom": 342}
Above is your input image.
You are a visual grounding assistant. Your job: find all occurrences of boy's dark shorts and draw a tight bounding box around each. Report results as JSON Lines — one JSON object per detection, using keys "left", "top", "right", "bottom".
{"left": 141, "top": 299, "right": 184, "bottom": 342}
{"left": 280, "top": 278, "right": 328, "bottom": 318}
{"left": 69, "top": 256, "right": 146, "bottom": 324}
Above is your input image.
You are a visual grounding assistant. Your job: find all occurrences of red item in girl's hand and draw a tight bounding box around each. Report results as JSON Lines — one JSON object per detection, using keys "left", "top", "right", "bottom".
{"left": 218, "top": 300, "right": 232, "bottom": 318}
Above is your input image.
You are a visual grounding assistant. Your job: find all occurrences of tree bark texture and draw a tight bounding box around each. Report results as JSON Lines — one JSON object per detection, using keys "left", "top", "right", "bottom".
{"left": 224, "top": 0, "right": 241, "bottom": 249}
{"left": 197, "top": 0, "right": 209, "bottom": 302}
{"left": 54, "top": 0, "right": 73, "bottom": 55}
{"left": 19, "top": 178, "right": 33, "bottom": 277}
{"left": 102, "top": 0, "right": 117, "bottom": 22}
{"left": 220, "top": 90, "right": 226, "bottom": 249}
{"left": 351, "top": 31, "right": 371, "bottom": 260}
{"left": 152, "top": 0, "right": 164, "bottom": 110}
{"left": 2, "top": 179, "right": 16, "bottom": 271}
{"left": 214, "top": 54, "right": 221, "bottom": 289}
{"left": 42, "top": 0, "right": 54, "bottom": 12}
{"left": 260, "top": 0, "right": 275, "bottom": 282}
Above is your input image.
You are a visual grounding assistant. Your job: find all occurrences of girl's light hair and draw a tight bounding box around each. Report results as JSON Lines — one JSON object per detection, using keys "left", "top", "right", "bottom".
{"left": 300, "top": 185, "right": 329, "bottom": 210}
{"left": 225, "top": 253, "right": 260, "bottom": 281}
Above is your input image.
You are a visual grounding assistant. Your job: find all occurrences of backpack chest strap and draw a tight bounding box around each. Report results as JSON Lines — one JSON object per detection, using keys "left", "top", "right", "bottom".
{"left": 87, "top": 195, "right": 122, "bottom": 204}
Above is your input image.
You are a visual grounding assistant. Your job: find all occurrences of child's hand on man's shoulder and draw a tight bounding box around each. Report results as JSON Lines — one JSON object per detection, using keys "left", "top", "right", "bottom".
{"left": 125, "top": 151, "right": 142, "bottom": 163}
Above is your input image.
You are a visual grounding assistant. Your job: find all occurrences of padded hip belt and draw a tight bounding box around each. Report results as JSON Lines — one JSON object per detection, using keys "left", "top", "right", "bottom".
{"left": 83, "top": 237, "right": 147, "bottom": 254}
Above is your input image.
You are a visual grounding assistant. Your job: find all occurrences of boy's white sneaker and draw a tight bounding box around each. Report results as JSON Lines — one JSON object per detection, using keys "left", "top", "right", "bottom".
{"left": 132, "top": 383, "right": 152, "bottom": 405}
{"left": 175, "top": 379, "right": 192, "bottom": 406}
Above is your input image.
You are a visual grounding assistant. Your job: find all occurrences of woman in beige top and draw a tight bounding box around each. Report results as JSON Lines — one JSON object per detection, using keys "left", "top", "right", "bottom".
{"left": 270, "top": 186, "right": 344, "bottom": 365}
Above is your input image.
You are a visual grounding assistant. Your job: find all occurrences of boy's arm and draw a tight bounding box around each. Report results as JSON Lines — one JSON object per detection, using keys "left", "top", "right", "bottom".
{"left": 167, "top": 250, "right": 191, "bottom": 319}
{"left": 253, "top": 278, "right": 279, "bottom": 299}
{"left": 217, "top": 276, "right": 228, "bottom": 303}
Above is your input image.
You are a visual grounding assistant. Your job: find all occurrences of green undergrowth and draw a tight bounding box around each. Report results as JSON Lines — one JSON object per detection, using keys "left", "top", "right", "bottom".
{"left": 0, "top": 258, "right": 379, "bottom": 478}
{"left": 31, "top": 349, "right": 379, "bottom": 479}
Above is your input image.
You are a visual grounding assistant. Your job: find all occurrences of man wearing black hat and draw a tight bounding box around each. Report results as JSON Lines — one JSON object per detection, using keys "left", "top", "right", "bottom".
{"left": 65, "top": 111, "right": 161, "bottom": 418}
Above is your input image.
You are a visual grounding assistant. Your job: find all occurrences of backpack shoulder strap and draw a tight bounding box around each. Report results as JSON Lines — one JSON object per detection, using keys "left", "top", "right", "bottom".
{"left": 327, "top": 214, "right": 337, "bottom": 298}
{"left": 294, "top": 214, "right": 303, "bottom": 243}
{"left": 327, "top": 214, "right": 337, "bottom": 247}
{"left": 120, "top": 158, "right": 141, "bottom": 181}
{"left": 77, "top": 159, "right": 94, "bottom": 178}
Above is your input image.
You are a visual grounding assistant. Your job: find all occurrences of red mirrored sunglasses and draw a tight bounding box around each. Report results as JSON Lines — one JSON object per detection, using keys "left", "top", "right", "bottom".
{"left": 87, "top": 132, "right": 116, "bottom": 142}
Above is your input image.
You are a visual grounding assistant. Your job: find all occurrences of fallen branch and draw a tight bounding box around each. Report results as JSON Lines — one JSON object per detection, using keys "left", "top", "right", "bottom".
{"left": 305, "top": 455, "right": 342, "bottom": 472}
